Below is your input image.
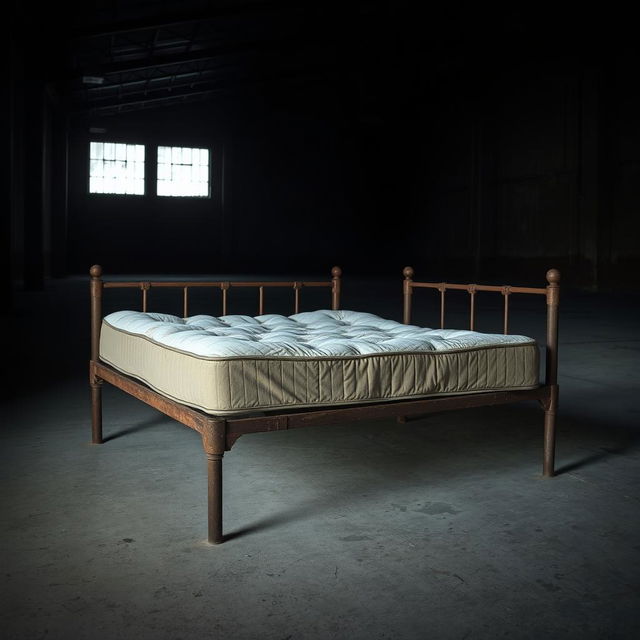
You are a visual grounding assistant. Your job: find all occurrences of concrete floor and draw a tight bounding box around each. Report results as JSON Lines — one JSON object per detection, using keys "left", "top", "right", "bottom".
{"left": 1, "top": 275, "right": 639, "bottom": 639}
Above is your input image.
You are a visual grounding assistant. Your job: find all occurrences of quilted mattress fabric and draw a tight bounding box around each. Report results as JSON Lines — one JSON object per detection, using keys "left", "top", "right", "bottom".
{"left": 99, "top": 309, "right": 540, "bottom": 415}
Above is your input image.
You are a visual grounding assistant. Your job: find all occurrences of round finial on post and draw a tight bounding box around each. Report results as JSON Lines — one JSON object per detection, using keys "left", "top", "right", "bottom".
{"left": 331, "top": 266, "right": 342, "bottom": 278}
{"left": 90, "top": 264, "right": 103, "bottom": 278}
{"left": 546, "top": 268, "right": 560, "bottom": 285}
{"left": 402, "top": 267, "right": 414, "bottom": 325}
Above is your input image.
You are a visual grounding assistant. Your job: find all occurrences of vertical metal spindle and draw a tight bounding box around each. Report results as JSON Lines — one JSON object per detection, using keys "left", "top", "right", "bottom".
{"left": 221, "top": 283, "right": 229, "bottom": 316}
{"left": 439, "top": 285, "right": 446, "bottom": 329}
{"left": 183, "top": 286, "right": 188, "bottom": 318}
{"left": 469, "top": 287, "right": 476, "bottom": 331}
{"left": 293, "top": 282, "right": 301, "bottom": 314}
{"left": 259, "top": 286, "right": 264, "bottom": 315}
{"left": 503, "top": 288, "right": 510, "bottom": 334}
{"left": 141, "top": 283, "right": 149, "bottom": 312}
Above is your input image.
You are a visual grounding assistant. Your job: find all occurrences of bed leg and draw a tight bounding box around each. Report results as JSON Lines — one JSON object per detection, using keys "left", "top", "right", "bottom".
{"left": 543, "top": 385, "right": 559, "bottom": 477}
{"left": 543, "top": 411, "right": 555, "bottom": 477}
{"left": 90, "top": 379, "right": 103, "bottom": 444}
{"left": 207, "top": 453, "right": 224, "bottom": 544}
{"left": 201, "top": 419, "right": 226, "bottom": 544}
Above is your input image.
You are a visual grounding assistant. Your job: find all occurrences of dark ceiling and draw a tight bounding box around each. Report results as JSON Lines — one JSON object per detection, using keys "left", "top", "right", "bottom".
{"left": 11, "top": 1, "right": 613, "bottom": 118}
{"left": 63, "top": 1, "right": 351, "bottom": 116}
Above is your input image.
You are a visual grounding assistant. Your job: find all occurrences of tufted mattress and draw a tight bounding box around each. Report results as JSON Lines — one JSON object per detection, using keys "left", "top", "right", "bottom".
{"left": 99, "top": 310, "right": 540, "bottom": 415}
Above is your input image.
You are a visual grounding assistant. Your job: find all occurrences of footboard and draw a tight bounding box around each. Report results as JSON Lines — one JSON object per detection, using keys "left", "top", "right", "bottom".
{"left": 402, "top": 266, "right": 560, "bottom": 476}
{"left": 89, "top": 264, "right": 343, "bottom": 444}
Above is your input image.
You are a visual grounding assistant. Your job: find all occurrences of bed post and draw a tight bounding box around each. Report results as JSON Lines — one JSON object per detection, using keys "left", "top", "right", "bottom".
{"left": 397, "top": 266, "right": 415, "bottom": 424}
{"left": 543, "top": 268, "right": 560, "bottom": 477}
{"left": 331, "top": 266, "right": 342, "bottom": 310}
{"left": 89, "top": 265, "right": 104, "bottom": 445}
{"left": 403, "top": 266, "right": 414, "bottom": 324}
{"left": 201, "top": 419, "right": 227, "bottom": 544}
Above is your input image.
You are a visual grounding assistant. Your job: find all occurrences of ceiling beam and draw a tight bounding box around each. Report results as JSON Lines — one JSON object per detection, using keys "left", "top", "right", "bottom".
{"left": 69, "top": 1, "right": 302, "bottom": 39}
{"left": 73, "top": 67, "right": 331, "bottom": 115}
{"left": 82, "top": 87, "right": 222, "bottom": 113}
{"left": 73, "top": 42, "right": 260, "bottom": 76}
{"left": 76, "top": 77, "right": 227, "bottom": 105}
{"left": 71, "top": 34, "right": 318, "bottom": 77}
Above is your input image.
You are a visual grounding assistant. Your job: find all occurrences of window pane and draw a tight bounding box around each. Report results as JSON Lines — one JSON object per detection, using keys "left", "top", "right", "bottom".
{"left": 156, "top": 145, "right": 211, "bottom": 197}
{"left": 90, "top": 142, "right": 104, "bottom": 160}
{"left": 89, "top": 141, "right": 145, "bottom": 195}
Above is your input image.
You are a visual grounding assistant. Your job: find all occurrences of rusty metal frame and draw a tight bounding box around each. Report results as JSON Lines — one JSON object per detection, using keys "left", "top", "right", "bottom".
{"left": 402, "top": 266, "right": 560, "bottom": 477}
{"left": 89, "top": 264, "right": 559, "bottom": 545}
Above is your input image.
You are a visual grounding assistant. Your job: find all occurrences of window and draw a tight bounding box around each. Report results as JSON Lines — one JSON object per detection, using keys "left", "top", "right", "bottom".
{"left": 157, "top": 146, "right": 210, "bottom": 197}
{"left": 89, "top": 142, "right": 145, "bottom": 195}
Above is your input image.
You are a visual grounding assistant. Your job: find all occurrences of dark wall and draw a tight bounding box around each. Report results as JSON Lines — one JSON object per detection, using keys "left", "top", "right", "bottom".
{"left": 406, "top": 59, "right": 585, "bottom": 284}
{"left": 603, "top": 55, "right": 640, "bottom": 286}
{"left": 67, "top": 78, "right": 367, "bottom": 276}
{"left": 8, "top": 5, "right": 640, "bottom": 293}
{"left": 397, "top": 48, "right": 640, "bottom": 289}
{"left": 68, "top": 104, "right": 227, "bottom": 274}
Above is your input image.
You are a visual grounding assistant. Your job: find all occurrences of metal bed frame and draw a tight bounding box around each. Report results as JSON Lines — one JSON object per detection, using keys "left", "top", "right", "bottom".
{"left": 89, "top": 265, "right": 560, "bottom": 544}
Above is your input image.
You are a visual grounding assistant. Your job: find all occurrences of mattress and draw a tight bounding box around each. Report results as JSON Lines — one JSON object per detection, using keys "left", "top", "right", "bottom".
{"left": 99, "top": 309, "right": 540, "bottom": 415}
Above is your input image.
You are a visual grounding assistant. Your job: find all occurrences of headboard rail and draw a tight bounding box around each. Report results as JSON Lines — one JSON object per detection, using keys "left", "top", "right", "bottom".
{"left": 89, "top": 265, "right": 342, "bottom": 361}
{"left": 402, "top": 267, "right": 560, "bottom": 387}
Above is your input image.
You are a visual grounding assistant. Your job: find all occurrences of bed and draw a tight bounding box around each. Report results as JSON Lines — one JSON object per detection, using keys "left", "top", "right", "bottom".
{"left": 89, "top": 265, "right": 560, "bottom": 544}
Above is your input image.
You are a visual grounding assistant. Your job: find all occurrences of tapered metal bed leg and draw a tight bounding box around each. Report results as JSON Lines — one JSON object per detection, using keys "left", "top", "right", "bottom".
{"left": 207, "top": 453, "right": 224, "bottom": 544}
{"left": 543, "top": 410, "right": 556, "bottom": 477}
{"left": 543, "top": 385, "right": 559, "bottom": 477}
{"left": 90, "top": 380, "right": 103, "bottom": 444}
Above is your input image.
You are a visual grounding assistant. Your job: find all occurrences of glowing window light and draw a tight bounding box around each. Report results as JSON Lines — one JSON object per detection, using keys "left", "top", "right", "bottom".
{"left": 157, "top": 146, "right": 210, "bottom": 197}
{"left": 89, "top": 142, "right": 145, "bottom": 195}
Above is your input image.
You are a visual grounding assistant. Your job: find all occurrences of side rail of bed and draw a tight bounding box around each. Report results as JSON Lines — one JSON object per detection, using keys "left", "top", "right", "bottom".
{"left": 401, "top": 266, "right": 560, "bottom": 478}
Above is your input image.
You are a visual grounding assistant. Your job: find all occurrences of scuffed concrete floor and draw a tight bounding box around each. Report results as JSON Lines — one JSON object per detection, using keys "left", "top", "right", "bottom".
{"left": 1, "top": 275, "right": 639, "bottom": 639}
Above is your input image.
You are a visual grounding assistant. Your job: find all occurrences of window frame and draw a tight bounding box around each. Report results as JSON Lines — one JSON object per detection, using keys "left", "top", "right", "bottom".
{"left": 87, "top": 140, "right": 147, "bottom": 197}
{"left": 155, "top": 144, "right": 212, "bottom": 199}
{"left": 85, "top": 140, "right": 218, "bottom": 200}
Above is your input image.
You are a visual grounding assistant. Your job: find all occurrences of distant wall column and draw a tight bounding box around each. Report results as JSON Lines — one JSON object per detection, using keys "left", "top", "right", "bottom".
{"left": 2, "top": 39, "right": 14, "bottom": 311}
{"left": 50, "top": 108, "right": 69, "bottom": 278}
{"left": 578, "top": 65, "right": 602, "bottom": 290}
{"left": 23, "top": 81, "right": 47, "bottom": 290}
